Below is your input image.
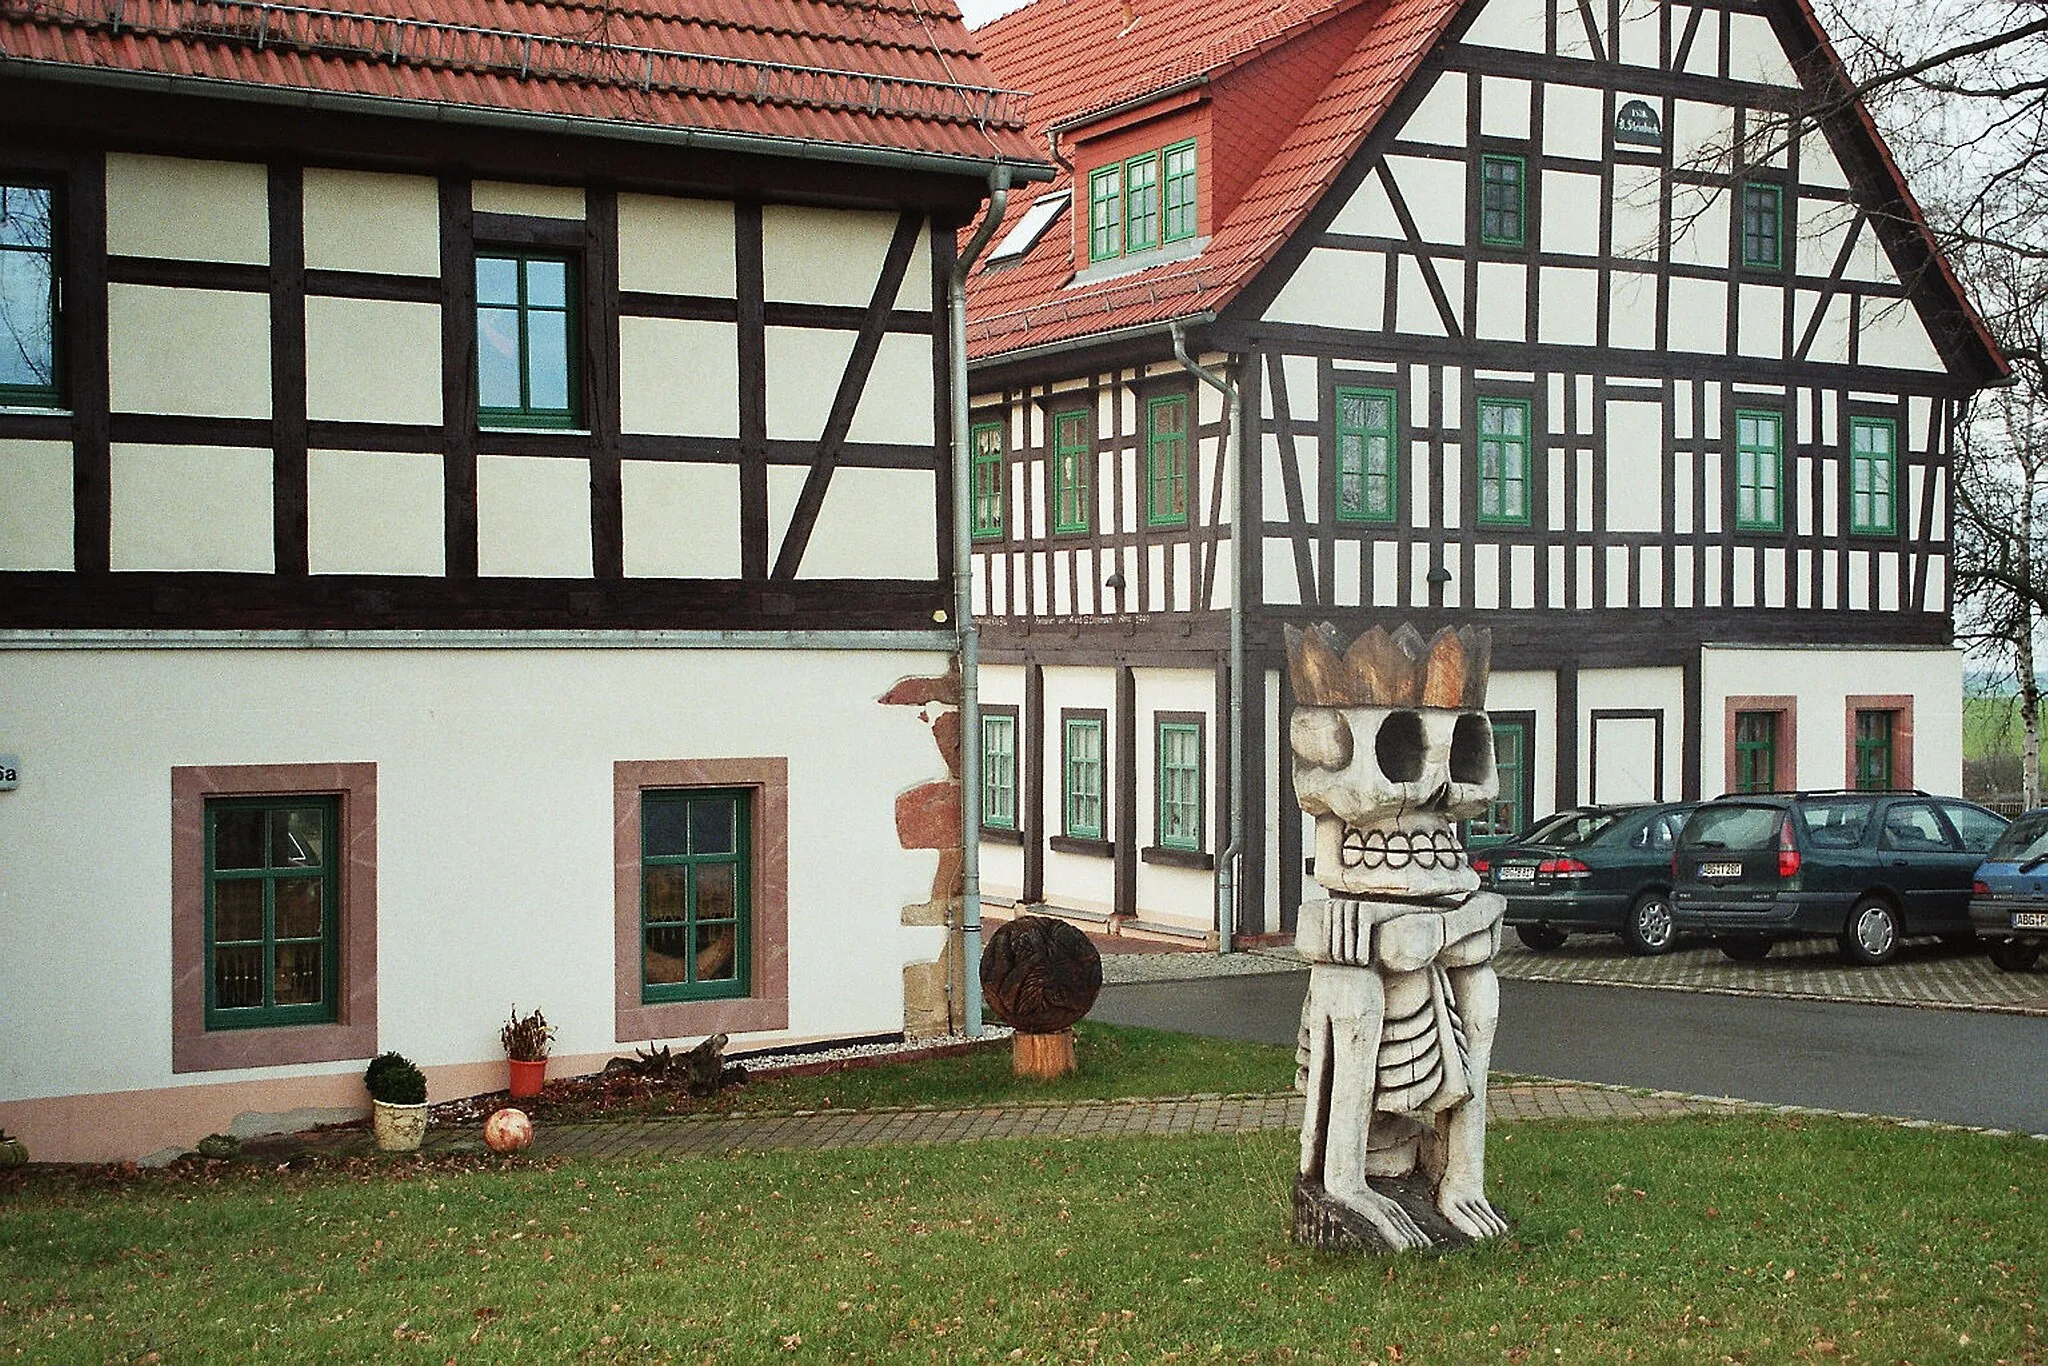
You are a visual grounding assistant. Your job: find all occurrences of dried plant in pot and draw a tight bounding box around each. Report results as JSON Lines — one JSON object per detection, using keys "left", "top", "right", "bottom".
{"left": 364, "top": 1051, "right": 429, "bottom": 1152}
{"left": 500, "top": 1006, "right": 554, "bottom": 1099}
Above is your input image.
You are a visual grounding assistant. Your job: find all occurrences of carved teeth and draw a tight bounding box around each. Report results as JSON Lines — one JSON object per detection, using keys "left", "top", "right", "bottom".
{"left": 1334, "top": 825, "right": 1468, "bottom": 871}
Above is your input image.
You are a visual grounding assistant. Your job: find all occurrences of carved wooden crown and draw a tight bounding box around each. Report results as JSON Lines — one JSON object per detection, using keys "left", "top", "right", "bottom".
{"left": 1284, "top": 622, "right": 1492, "bottom": 709}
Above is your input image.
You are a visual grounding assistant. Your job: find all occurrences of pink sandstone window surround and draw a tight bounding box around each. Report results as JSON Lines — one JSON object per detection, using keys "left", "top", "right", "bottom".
{"left": 614, "top": 758, "right": 790, "bottom": 1043}
{"left": 171, "top": 763, "right": 379, "bottom": 1074}
{"left": 1722, "top": 696, "right": 1797, "bottom": 795}
{"left": 1844, "top": 694, "right": 1914, "bottom": 789}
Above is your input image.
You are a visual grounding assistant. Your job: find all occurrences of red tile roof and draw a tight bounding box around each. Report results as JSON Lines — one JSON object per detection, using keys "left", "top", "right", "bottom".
{"left": 0, "top": 0, "right": 1046, "bottom": 170}
{"left": 965, "top": 0, "right": 1462, "bottom": 359}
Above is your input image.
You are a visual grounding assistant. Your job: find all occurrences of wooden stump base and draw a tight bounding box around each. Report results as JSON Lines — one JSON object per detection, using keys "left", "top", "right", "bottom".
{"left": 1012, "top": 1029, "right": 1077, "bottom": 1079}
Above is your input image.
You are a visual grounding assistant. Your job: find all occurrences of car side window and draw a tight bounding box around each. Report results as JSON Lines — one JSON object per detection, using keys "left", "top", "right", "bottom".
{"left": 1641, "top": 814, "right": 1679, "bottom": 852}
{"left": 1939, "top": 802, "right": 2008, "bottom": 855}
{"left": 1879, "top": 802, "right": 1955, "bottom": 853}
{"left": 1801, "top": 799, "right": 1873, "bottom": 849}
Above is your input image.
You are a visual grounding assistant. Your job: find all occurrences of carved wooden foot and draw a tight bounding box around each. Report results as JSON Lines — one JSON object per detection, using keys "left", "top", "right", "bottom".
{"left": 1291, "top": 1174, "right": 1507, "bottom": 1254}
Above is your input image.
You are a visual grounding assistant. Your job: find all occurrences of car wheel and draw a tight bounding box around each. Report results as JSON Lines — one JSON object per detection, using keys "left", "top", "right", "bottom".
{"left": 1623, "top": 890, "right": 1678, "bottom": 956}
{"left": 1840, "top": 897, "right": 1901, "bottom": 967}
{"left": 1516, "top": 923, "right": 1569, "bottom": 951}
{"left": 1718, "top": 934, "right": 1773, "bottom": 963}
{"left": 1987, "top": 938, "right": 2043, "bottom": 972}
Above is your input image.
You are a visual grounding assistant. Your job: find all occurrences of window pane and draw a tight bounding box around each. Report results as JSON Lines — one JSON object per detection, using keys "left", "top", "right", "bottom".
{"left": 694, "top": 922, "right": 739, "bottom": 981}
{"left": 272, "top": 807, "right": 325, "bottom": 868}
{"left": 644, "top": 865, "right": 689, "bottom": 924}
{"left": 0, "top": 249, "right": 54, "bottom": 390}
{"left": 644, "top": 800, "right": 690, "bottom": 857}
{"left": 527, "top": 310, "right": 571, "bottom": 412}
{"left": 272, "top": 943, "right": 323, "bottom": 1005}
{"left": 213, "top": 880, "right": 265, "bottom": 943}
{"left": 214, "top": 945, "right": 265, "bottom": 1008}
{"left": 644, "top": 926, "right": 690, "bottom": 984}
{"left": 0, "top": 186, "right": 52, "bottom": 248}
{"left": 696, "top": 861, "right": 736, "bottom": 921}
{"left": 525, "top": 258, "right": 568, "bottom": 308}
{"left": 477, "top": 307, "right": 524, "bottom": 408}
{"left": 274, "top": 878, "right": 323, "bottom": 939}
{"left": 691, "top": 798, "right": 735, "bottom": 855}
{"left": 476, "top": 256, "right": 519, "bottom": 307}
{"left": 213, "top": 809, "right": 266, "bottom": 870}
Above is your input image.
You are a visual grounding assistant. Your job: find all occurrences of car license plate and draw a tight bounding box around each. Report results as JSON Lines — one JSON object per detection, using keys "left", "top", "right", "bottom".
{"left": 1698, "top": 861, "right": 1744, "bottom": 879}
{"left": 1499, "top": 865, "right": 1536, "bottom": 882}
{"left": 2014, "top": 911, "right": 2048, "bottom": 930}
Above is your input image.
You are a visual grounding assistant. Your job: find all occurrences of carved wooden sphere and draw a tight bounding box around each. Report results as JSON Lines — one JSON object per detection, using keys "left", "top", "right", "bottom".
{"left": 980, "top": 915, "right": 1102, "bottom": 1034}
{"left": 484, "top": 1107, "right": 534, "bottom": 1154}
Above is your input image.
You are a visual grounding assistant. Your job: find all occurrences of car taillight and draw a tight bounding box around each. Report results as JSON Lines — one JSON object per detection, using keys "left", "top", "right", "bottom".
{"left": 1778, "top": 816, "right": 1801, "bottom": 878}
{"left": 1471, "top": 856, "right": 1491, "bottom": 875}
{"left": 1538, "top": 857, "right": 1592, "bottom": 879}
{"left": 1973, "top": 880, "right": 1990, "bottom": 896}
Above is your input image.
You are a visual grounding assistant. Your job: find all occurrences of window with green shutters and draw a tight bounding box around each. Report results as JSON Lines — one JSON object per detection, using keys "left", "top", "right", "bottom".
{"left": 476, "top": 251, "right": 579, "bottom": 427}
{"left": 1854, "top": 710, "right": 1895, "bottom": 790}
{"left": 1734, "top": 712, "right": 1779, "bottom": 793}
{"left": 641, "top": 789, "right": 750, "bottom": 1003}
{"left": 0, "top": 181, "right": 59, "bottom": 406}
{"left": 1468, "top": 718, "right": 1529, "bottom": 845}
{"left": 1088, "top": 164, "right": 1124, "bottom": 263}
{"left": 1741, "top": 183, "right": 1784, "bottom": 269}
{"left": 1849, "top": 417, "right": 1897, "bottom": 534}
{"left": 205, "top": 797, "right": 340, "bottom": 1030}
{"left": 1163, "top": 141, "right": 1198, "bottom": 242}
{"left": 970, "top": 420, "right": 1005, "bottom": 540}
{"left": 1734, "top": 409, "right": 1784, "bottom": 531}
{"left": 1155, "top": 719, "right": 1202, "bottom": 851}
{"left": 1145, "top": 394, "right": 1190, "bottom": 527}
{"left": 1063, "top": 715, "right": 1105, "bottom": 840}
{"left": 982, "top": 713, "right": 1018, "bottom": 830}
{"left": 1479, "top": 155, "right": 1526, "bottom": 247}
{"left": 1475, "top": 398, "right": 1532, "bottom": 526}
{"left": 1125, "top": 152, "right": 1161, "bottom": 253}
{"left": 1052, "top": 408, "right": 1093, "bottom": 534}
{"left": 1335, "top": 386, "right": 1398, "bottom": 523}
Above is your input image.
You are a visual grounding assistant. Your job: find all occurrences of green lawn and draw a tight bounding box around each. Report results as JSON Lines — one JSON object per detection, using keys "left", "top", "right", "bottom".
{"left": 1964, "top": 693, "right": 2048, "bottom": 761}
{"left": 3, "top": 1111, "right": 2039, "bottom": 1362}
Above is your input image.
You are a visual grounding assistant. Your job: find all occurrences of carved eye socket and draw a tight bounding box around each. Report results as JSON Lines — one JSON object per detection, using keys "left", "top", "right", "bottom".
{"left": 1374, "top": 710, "right": 1425, "bottom": 783}
{"left": 1451, "top": 713, "right": 1495, "bottom": 785}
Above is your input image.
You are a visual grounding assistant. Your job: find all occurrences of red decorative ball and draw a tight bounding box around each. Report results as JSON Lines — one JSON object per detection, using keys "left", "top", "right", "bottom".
{"left": 484, "top": 1107, "right": 534, "bottom": 1153}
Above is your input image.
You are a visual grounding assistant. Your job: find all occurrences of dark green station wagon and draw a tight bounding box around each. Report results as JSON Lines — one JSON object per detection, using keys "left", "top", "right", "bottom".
{"left": 1671, "top": 791, "right": 2008, "bottom": 966}
{"left": 1480, "top": 802, "right": 1699, "bottom": 955}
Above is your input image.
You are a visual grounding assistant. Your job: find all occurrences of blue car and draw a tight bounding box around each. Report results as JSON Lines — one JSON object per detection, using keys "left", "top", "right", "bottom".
{"left": 1970, "top": 808, "right": 2048, "bottom": 972}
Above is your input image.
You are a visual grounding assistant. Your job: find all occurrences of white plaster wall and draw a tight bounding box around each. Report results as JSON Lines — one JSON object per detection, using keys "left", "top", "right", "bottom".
{"left": 1461, "top": 0, "right": 1548, "bottom": 52}
{"left": 1542, "top": 83, "right": 1605, "bottom": 162}
{"left": 303, "top": 169, "right": 441, "bottom": 276}
{"left": 108, "top": 285, "right": 271, "bottom": 418}
{"left": 1040, "top": 666, "right": 1117, "bottom": 913}
{"left": 1700, "top": 646, "right": 1964, "bottom": 795}
{"left": 1604, "top": 399, "right": 1664, "bottom": 533}
{"left": 1486, "top": 669, "right": 1558, "bottom": 821}
{"left": 104, "top": 154, "right": 269, "bottom": 264}
{"left": 305, "top": 297, "right": 443, "bottom": 426}
{"left": 0, "top": 439, "right": 73, "bottom": 571}
{"left": 1262, "top": 248, "right": 1385, "bottom": 329}
{"left": 1578, "top": 667, "right": 1685, "bottom": 802}
{"left": 472, "top": 181, "right": 585, "bottom": 220}
{"left": 109, "top": 444, "right": 274, "bottom": 572}
{"left": 621, "top": 460, "right": 742, "bottom": 578}
{"left": 0, "top": 645, "right": 950, "bottom": 1103}
{"left": 1397, "top": 71, "right": 1466, "bottom": 146}
{"left": 620, "top": 317, "right": 742, "bottom": 437}
{"left": 763, "top": 206, "right": 899, "bottom": 308}
{"left": 765, "top": 328, "right": 858, "bottom": 441}
{"left": 1860, "top": 300, "right": 1947, "bottom": 374}
{"left": 618, "top": 195, "right": 736, "bottom": 297}
{"left": 476, "top": 453, "right": 594, "bottom": 577}
{"left": 1132, "top": 669, "right": 1219, "bottom": 927}
{"left": 795, "top": 467, "right": 938, "bottom": 580}
{"left": 848, "top": 334, "right": 937, "bottom": 446}
{"left": 307, "top": 449, "right": 446, "bottom": 576}
{"left": 1385, "top": 156, "right": 1466, "bottom": 244}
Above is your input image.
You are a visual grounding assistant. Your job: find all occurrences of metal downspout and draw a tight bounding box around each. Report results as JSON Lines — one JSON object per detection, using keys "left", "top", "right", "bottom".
{"left": 950, "top": 168, "right": 1012, "bottom": 1034}
{"left": 1171, "top": 321, "right": 1242, "bottom": 955}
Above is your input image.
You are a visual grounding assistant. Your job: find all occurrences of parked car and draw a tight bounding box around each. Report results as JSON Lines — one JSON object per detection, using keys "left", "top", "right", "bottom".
{"left": 1478, "top": 802, "right": 1699, "bottom": 955}
{"left": 1671, "top": 791, "right": 2009, "bottom": 966}
{"left": 1968, "top": 808, "right": 2048, "bottom": 972}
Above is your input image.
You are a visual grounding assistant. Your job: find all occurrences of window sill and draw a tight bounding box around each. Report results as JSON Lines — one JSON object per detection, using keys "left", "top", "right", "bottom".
{"left": 0, "top": 403, "right": 70, "bottom": 416}
{"left": 1141, "top": 844, "right": 1213, "bottom": 870}
{"left": 480, "top": 425, "right": 593, "bottom": 437}
{"left": 1048, "top": 834, "right": 1113, "bottom": 858}
{"left": 1070, "top": 236, "right": 1207, "bottom": 288}
{"left": 981, "top": 826, "right": 1025, "bottom": 845}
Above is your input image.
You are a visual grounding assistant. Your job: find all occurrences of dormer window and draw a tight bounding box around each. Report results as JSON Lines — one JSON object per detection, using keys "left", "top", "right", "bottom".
{"left": 1086, "top": 138, "right": 1198, "bottom": 266}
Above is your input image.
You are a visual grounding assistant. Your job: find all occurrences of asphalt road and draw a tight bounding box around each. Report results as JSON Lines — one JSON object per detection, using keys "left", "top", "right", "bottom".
{"left": 1091, "top": 974, "right": 2048, "bottom": 1135}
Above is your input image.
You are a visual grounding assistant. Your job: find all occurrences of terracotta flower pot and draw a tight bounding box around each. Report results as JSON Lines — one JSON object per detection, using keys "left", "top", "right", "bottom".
{"left": 507, "top": 1058, "right": 547, "bottom": 1099}
{"left": 371, "top": 1099, "right": 428, "bottom": 1152}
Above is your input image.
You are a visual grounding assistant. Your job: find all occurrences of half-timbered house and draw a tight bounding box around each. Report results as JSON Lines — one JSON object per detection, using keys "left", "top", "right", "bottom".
{"left": 962, "top": 0, "right": 2006, "bottom": 943}
{"left": 0, "top": 0, "right": 1044, "bottom": 1160}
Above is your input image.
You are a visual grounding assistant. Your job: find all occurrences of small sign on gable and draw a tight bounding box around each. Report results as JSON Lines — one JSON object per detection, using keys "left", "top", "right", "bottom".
{"left": 0, "top": 755, "right": 17, "bottom": 790}
{"left": 1614, "top": 99, "right": 1663, "bottom": 147}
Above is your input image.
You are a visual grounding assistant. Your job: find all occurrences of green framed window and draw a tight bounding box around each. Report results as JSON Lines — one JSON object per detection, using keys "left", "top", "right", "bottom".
{"left": 1734, "top": 409, "right": 1784, "bottom": 531}
{"left": 970, "top": 420, "right": 1005, "bottom": 540}
{"left": 1145, "top": 394, "right": 1190, "bottom": 527}
{"left": 1468, "top": 717, "right": 1529, "bottom": 845}
{"left": 1854, "top": 710, "right": 1894, "bottom": 790}
{"left": 641, "top": 789, "right": 751, "bottom": 1003}
{"left": 1741, "top": 183, "right": 1783, "bottom": 270}
{"left": 1052, "top": 408, "right": 1093, "bottom": 534}
{"left": 476, "top": 251, "right": 579, "bottom": 428}
{"left": 1125, "top": 153, "right": 1161, "bottom": 254}
{"left": 1734, "top": 711, "right": 1778, "bottom": 794}
{"left": 1335, "top": 385, "right": 1399, "bottom": 523}
{"left": 1849, "top": 416, "right": 1897, "bottom": 534}
{"left": 1479, "top": 155, "right": 1526, "bottom": 247}
{"left": 1088, "top": 164, "right": 1124, "bottom": 263}
{"left": 1475, "top": 397, "right": 1532, "bottom": 526}
{"left": 0, "top": 181, "right": 59, "bottom": 407}
{"left": 1163, "top": 141, "right": 1198, "bottom": 243}
{"left": 204, "top": 797, "right": 340, "bottom": 1030}
{"left": 1062, "top": 714, "right": 1105, "bottom": 840}
{"left": 982, "top": 712, "right": 1018, "bottom": 831}
{"left": 1155, "top": 718, "right": 1203, "bottom": 851}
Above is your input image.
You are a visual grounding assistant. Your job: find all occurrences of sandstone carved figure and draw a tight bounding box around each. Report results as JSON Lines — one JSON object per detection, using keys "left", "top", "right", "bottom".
{"left": 1287, "top": 620, "right": 1511, "bottom": 1252}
